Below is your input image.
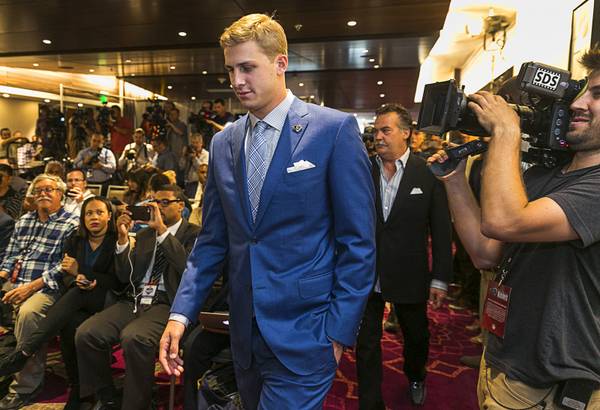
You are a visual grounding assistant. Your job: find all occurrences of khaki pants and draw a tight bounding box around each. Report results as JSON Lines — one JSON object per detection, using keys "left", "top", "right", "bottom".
{"left": 478, "top": 354, "right": 600, "bottom": 409}
{"left": 2, "top": 281, "right": 57, "bottom": 395}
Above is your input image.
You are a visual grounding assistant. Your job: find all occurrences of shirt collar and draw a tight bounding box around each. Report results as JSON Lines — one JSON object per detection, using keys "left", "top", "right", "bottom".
{"left": 167, "top": 218, "right": 183, "bottom": 236}
{"left": 376, "top": 147, "right": 411, "bottom": 169}
{"left": 38, "top": 207, "right": 64, "bottom": 222}
{"left": 248, "top": 90, "right": 295, "bottom": 132}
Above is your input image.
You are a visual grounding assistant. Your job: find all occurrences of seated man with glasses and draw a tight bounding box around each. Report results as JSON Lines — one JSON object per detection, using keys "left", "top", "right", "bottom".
{"left": 0, "top": 174, "right": 79, "bottom": 409}
{"left": 75, "top": 184, "right": 200, "bottom": 410}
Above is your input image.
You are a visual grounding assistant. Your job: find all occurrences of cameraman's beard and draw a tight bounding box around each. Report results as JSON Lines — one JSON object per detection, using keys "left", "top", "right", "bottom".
{"left": 566, "top": 119, "right": 600, "bottom": 152}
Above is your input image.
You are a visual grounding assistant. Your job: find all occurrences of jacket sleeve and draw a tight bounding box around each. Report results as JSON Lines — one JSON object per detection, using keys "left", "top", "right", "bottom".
{"left": 170, "top": 136, "right": 229, "bottom": 324}
{"left": 325, "top": 115, "right": 377, "bottom": 347}
{"left": 429, "top": 176, "right": 453, "bottom": 283}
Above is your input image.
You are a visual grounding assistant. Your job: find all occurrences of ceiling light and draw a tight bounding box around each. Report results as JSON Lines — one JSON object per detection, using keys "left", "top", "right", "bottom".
{"left": 178, "top": 31, "right": 187, "bottom": 37}
{"left": 42, "top": 39, "right": 52, "bottom": 45}
{"left": 77, "top": 103, "right": 83, "bottom": 107}
{"left": 363, "top": 49, "right": 369, "bottom": 53}
{"left": 347, "top": 20, "right": 357, "bottom": 27}
{"left": 89, "top": 69, "right": 95, "bottom": 73}
{"left": 369, "top": 58, "right": 375, "bottom": 63}
{"left": 299, "top": 82, "right": 304, "bottom": 87}
{"left": 44, "top": 99, "right": 51, "bottom": 103}
{"left": 377, "top": 80, "right": 383, "bottom": 85}
{"left": 167, "top": 85, "right": 173, "bottom": 90}
{"left": 374, "top": 64, "right": 380, "bottom": 69}
{"left": 191, "top": 96, "right": 196, "bottom": 100}
{"left": 2, "top": 93, "right": 10, "bottom": 98}
{"left": 379, "top": 93, "right": 385, "bottom": 98}
{"left": 130, "top": 73, "right": 136, "bottom": 77}
{"left": 32, "top": 63, "right": 39, "bottom": 67}
{"left": 353, "top": 113, "right": 358, "bottom": 117}
{"left": 99, "top": 90, "right": 108, "bottom": 95}
{"left": 372, "top": 116, "right": 376, "bottom": 120}
{"left": 201, "top": 70, "right": 208, "bottom": 75}
{"left": 125, "top": 59, "right": 132, "bottom": 63}
{"left": 381, "top": 104, "right": 386, "bottom": 107}
{"left": 310, "top": 95, "right": 315, "bottom": 99}
{"left": 169, "top": 65, "right": 176, "bottom": 70}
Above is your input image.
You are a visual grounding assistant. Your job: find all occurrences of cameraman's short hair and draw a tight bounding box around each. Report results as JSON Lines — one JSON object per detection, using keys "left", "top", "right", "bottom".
{"left": 580, "top": 45, "right": 600, "bottom": 74}
{"left": 134, "top": 128, "right": 145, "bottom": 134}
{"left": 190, "top": 133, "right": 204, "bottom": 142}
{"left": 0, "top": 164, "right": 14, "bottom": 176}
{"left": 67, "top": 168, "right": 86, "bottom": 181}
{"left": 376, "top": 103, "right": 413, "bottom": 129}
{"left": 214, "top": 98, "right": 225, "bottom": 106}
{"left": 156, "top": 184, "right": 185, "bottom": 201}
{"left": 32, "top": 173, "right": 67, "bottom": 194}
{"left": 220, "top": 13, "right": 288, "bottom": 60}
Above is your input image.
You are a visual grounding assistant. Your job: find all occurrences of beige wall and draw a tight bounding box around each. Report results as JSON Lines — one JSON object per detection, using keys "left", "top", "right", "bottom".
{"left": 0, "top": 97, "right": 39, "bottom": 138}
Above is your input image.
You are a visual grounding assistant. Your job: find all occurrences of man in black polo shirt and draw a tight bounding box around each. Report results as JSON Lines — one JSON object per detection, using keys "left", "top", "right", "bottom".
{"left": 430, "top": 48, "right": 600, "bottom": 408}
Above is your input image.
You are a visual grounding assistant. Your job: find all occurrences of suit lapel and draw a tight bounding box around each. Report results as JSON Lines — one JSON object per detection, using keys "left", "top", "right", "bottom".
{"left": 229, "top": 115, "right": 252, "bottom": 224}
{"left": 253, "top": 98, "right": 308, "bottom": 229}
{"left": 371, "top": 157, "right": 384, "bottom": 223}
{"left": 387, "top": 152, "right": 417, "bottom": 222}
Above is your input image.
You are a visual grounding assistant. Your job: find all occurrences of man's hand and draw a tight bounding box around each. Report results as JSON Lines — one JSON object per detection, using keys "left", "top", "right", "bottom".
{"left": 426, "top": 150, "right": 467, "bottom": 182}
{"left": 2, "top": 283, "right": 35, "bottom": 305}
{"left": 331, "top": 340, "right": 343, "bottom": 365}
{"left": 159, "top": 320, "right": 186, "bottom": 376}
{"left": 61, "top": 254, "right": 79, "bottom": 276}
{"left": 116, "top": 211, "right": 133, "bottom": 245}
{"left": 68, "top": 187, "right": 85, "bottom": 203}
{"left": 467, "top": 91, "right": 520, "bottom": 138}
{"left": 429, "top": 287, "right": 447, "bottom": 310}
{"left": 92, "top": 161, "right": 103, "bottom": 170}
{"left": 146, "top": 202, "right": 167, "bottom": 235}
{"left": 0, "top": 271, "right": 9, "bottom": 283}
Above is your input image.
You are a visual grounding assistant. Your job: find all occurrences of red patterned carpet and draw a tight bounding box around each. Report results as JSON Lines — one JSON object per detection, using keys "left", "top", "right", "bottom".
{"left": 29, "top": 304, "right": 481, "bottom": 409}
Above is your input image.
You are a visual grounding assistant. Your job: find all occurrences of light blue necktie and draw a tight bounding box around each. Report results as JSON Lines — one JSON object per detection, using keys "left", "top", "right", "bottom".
{"left": 247, "top": 121, "right": 269, "bottom": 222}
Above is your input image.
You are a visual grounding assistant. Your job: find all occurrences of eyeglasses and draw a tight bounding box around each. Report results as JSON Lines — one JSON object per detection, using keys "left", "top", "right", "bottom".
{"left": 32, "top": 187, "right": 59, "bottom": 196}
{"left": 152, "top": 199, "right": 181, "bottom": 206}
{"left": 67, "top": 178, "right": 84, "bottom": 183}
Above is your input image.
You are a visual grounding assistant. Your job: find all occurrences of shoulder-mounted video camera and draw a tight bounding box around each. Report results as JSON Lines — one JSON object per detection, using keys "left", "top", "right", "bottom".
{"left": 417, "top": 62, "right": 586, "bottom": 175}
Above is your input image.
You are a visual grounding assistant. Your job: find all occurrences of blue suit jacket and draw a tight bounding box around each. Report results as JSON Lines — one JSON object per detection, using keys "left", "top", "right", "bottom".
{"left": 171, "top": 98, "right": 376, "bottom": 375}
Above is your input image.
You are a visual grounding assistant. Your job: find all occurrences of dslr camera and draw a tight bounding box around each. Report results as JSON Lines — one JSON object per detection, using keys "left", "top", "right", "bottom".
{"left": 418, "top": 62, "right": 586, "bottom": 173}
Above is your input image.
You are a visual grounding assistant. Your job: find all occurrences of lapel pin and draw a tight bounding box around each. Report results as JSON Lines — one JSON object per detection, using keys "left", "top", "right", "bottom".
{"left": 292, "top": 124, "right": 303, "bottom": 133}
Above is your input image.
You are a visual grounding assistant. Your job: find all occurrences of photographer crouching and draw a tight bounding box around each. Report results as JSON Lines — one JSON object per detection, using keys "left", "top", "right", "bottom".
{"left": 429, "top": 49, "right": 600, "bottom": 408}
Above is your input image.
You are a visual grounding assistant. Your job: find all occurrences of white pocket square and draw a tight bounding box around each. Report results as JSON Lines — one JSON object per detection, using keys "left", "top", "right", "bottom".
{"left": 287, "top": 160, "right": 316, "bottom": 173}
{"left": 410, "top": 187, "right": 423, "bottom": 195}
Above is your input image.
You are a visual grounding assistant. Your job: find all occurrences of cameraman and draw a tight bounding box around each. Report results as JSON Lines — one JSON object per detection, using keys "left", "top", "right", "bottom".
{"left": 430, "top": 49, "right": 600, "bottom": 408}
{"left": 73, "top": 133, "right": 116, "bottom": 193}
{"left": 178, "top": 133, "right": 209, "bottom": 198}
{"left": 118, "top": 128, "right": 155, "bottom": 172}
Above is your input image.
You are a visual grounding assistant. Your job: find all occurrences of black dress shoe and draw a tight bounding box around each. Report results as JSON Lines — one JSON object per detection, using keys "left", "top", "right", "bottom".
{"left": 0, "top": 385, "right": 42, "bottom": 410}
{"left": 0, "top": 351, "right": 28, "bottom": 377}
{"left": 409, "top": 381, "right": 427, "bottom": 406}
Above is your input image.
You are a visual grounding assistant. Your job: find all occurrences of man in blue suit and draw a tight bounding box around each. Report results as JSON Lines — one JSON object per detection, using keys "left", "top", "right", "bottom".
{"left": 159, "top": 13, "right": 376, "bottom": 409}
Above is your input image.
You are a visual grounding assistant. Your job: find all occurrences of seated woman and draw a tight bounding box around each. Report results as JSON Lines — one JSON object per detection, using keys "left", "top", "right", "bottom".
{"left": 0, "top": 196, "right": 123, "bottom": 409}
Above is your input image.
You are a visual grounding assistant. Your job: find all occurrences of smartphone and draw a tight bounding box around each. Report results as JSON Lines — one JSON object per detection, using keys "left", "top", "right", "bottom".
{"left": 127, "top": 205, "right": 151, "bottom": 222}
{"left": 77, "top": 278, "right": 92, "bottom": 286}
{"left": 67, "top": 189, "right": 78, "bottom": 197}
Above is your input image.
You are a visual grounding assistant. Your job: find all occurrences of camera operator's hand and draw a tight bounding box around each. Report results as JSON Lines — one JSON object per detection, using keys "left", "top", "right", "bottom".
{"left": 426, "top": 150, "right": 467, "bottom": 182}
{"left": 146, "top": 201, "right": 167, "bottom": 236}
{"left": 92, "top": 161, "right": 103, "bottom": 170}
{"left": 117, "top": 211, "right": 133, "bottom": 245}
{"left": 68, "top": 187, "right": 85, "bottom": 203}
{"left": 468, "top": 91, "right": 520, "bottom": 138}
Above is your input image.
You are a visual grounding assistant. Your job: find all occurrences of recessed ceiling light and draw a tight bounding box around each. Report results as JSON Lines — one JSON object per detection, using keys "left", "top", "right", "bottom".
{"left": 372, "top": 116, "right": 377, "bottom": 120}
{"left": 191, "top": 96, "right": 196, "bottom": 100}
{"left": 130, "top": 73, "right": 136, "bottom": 77}
{"left": 299, "top": 82, "right": 304, "bottom": 87}
{"left": 42, "top": 39, "right": 52, "bottom": 45}
{"left": 167, "top": 85, "right": 173, "bottom": 90}
{"left": 369, "top": 58, "right": 375, "bottom": 63}
{"left": 374, "top": 64, "right": 380, "bottom": 69}
{"left": 381, "top": 104, "right": 386, "bottom": 107}
{"left": 201, "top": 70, "right": 208, "bottom": 75}
{"left": 363, "top": 49, "right": 369, "bottom": 53}
{"left": 89, "top": 69, "right": 95, "bottom": 73}
{"left": 353, "top": 113, "right": 358, "bottom": 117}
{"left": 169, "top": 65, "right": 176, "bottom": 70}
{"left": 2, "top": 93, "right": 10, "bottom": 98}
{"left": 347, "top": 20, "right": 357, "bottom": 27}
{"left": 178, "top": 31, "right": 187, "bottom": 37}
{"left": 44, "top": 99, "right": 51, "bottom": 103}
{"left": 310, "top": 95, "right": 315, "bottom": 99}
{"left": 32, "top": 63, "right": 39, "bottom": 67}
{"left": 77, "top": 103, "right": 83, "bottom": 107}
{"left": 125, "top": 59, "right": 132, "bottom": 63}
{"left": 99, "top": 90, "right": 108, "bottom": 95}
{"left": 379, "top": 93, "right": 385, "bottom": 98}
{"left": 377, "top": 80, "right": 383, "bottom": 85}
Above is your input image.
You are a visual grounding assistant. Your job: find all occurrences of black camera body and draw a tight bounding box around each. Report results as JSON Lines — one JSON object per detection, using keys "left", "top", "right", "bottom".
{"left": 125, "top": 149, "right": 137, "bottom": 160}
{"left": 417, "top": 62, "right": 586, "bottom": 168}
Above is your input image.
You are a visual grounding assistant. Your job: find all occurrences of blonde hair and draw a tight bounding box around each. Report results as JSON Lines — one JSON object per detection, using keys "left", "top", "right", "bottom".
{"left": 220, "top": 13, "right": 287, "bottom": 60}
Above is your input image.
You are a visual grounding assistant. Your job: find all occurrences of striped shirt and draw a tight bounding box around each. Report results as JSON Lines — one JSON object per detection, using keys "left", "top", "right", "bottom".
{"left": 245, "top": 90, "right": 295, "bottom": 174}
{"left": 0, "top": 208, "right": 80, "bottom": 292}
